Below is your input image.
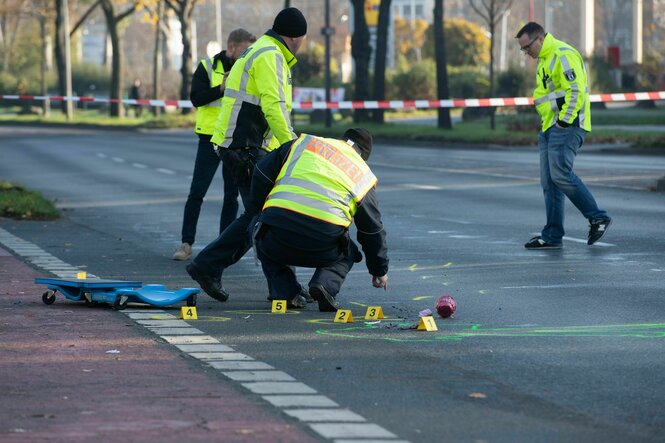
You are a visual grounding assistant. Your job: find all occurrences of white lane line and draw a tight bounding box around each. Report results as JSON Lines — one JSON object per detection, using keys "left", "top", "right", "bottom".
{"left": 222, "top": 371, "right": 295, "bottom": 382}
{"left": 284, "top": 408, "right": 366, "bottom": 422}
{"left": 97, "top": 153, "right": 107, "bottom": 158}
{"left": 161, "top": 335, "right": 220, "bottom": 344}
{"left": 310, "top": 423, "right": 397, "bottom": 439}
{"left": 112, "top": 157, "right": 125, "bottom": 163}
{"left": 263, "top": 395, "right": 339, "bottom": 408}
{"left": 156, "top": 168, "right": 175, "bottom": 175}
{"left": 529, "top": 232, "right": 615, "bottom": 247}
{"left": 334, "top": 440, "right": 410, "bottom": 443}
{"left": 241, "top": 382, "right": 317, "bottom": 395}
{"left": 208, "top": 361, "right": 274, "bottom": 370}
{"left": 189, "top": 352, "right": 253, "bottom": 361}
{"left": 174, "top": 344, "right": 234, "bottom": 353}
{"left": 146, "top": 327, "right": 204, "bottom": 335}
{"left": 132, "top": 163, "right": 147, "bottom": 169}
{"left": 126, "top": 313, "right": 176, "bottom": 320}
{"left": 137, "top": 319, "right": 192, "bottom": 327}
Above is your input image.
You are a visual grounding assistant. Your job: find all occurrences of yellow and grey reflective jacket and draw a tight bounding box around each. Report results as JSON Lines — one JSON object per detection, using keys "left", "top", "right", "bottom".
{"left": 211, "top": 31, "right": 297, "bottom": 151}
{"left": 263, "top": 134, "right": 378, "bottom": 227}
{"left": 194, "top": 56, "right": 226, "bottom": 135}
{"left": 534, "top": 33, "right": 592, "bottom": 132}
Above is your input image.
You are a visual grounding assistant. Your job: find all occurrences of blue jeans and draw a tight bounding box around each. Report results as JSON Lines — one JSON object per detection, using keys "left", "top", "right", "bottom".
{"left": 181, "top": 135, "right": 239, "bottom": 245}
{"left": 538, "top": 126, "right": 609, "bottom": 244}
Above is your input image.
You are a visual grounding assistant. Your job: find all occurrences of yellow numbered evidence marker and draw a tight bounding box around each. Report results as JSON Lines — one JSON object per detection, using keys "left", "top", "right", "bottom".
{"left": 417, "top": 316, "right": 438, "bottom": 331}
{"left": 364, "top": 306, "right": 384, "bottom": 320}
{"left": 180, "top": 306, "right": 198, "bottom": 320}
{"left": 334, "top": 309, "right": 354, "bottom": 323}
{"left": 77, "top": 271, "right": 87, "bottom": 279}
{"left": 271, "top": 300, "right": 287, "bottom": 313}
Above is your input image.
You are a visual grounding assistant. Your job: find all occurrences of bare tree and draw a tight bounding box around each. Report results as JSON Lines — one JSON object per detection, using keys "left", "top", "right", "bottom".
{"left": 372, "top": 0, "right": 392, "bottom": 123}
{"left": 99, "top": 0, "right": 138, "bottom": 117}
{"left": 434, "top": 0, "right": 452, "bottom": 129}
{"left": 164, "top": 0, "right": 198, "bottom": 113}
{"left": 350, "top": 0, "right": 371, "bottom": 123}
{"left": 469, "top": 0, "right": 513, "bottom": 130}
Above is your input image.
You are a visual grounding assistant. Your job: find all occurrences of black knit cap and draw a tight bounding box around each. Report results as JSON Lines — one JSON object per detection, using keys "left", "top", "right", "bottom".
{"left": 342, "top": 128, "right": 373, "bottom": 161}
{"left": 272, "top": 7, "right": 308, "bottom": 38}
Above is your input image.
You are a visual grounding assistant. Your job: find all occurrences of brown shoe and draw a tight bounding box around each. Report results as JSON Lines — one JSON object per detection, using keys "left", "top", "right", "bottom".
{"left": 172, "top": 243, "right": 192, "bottom": 260}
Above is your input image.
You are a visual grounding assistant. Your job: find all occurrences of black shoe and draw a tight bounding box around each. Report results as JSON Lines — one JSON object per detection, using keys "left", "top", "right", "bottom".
{"left": 301, "top": 287, "right": 315, "bottom": 303}
{"left": 186, "top": 263, "right": 229, "bottom": 302}
{"left": 287, "top": 294, "right": 307, "bottom": 309}
{"left": 524, "top": 236, "right": 562, "bottom": 250}
{"left": 588, "top": 218, "right": 612, "bottom": 245}
{"left": 309, "top": 285, "right": 340, "bottom": 312}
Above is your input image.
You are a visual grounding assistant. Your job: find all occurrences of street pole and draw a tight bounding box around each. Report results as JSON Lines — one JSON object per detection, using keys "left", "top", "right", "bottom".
{"left": 324, "top": 0, "right": 332, "bottom": 127}
{"left": 63, "top": 0, "right": 73, "bottom": 120}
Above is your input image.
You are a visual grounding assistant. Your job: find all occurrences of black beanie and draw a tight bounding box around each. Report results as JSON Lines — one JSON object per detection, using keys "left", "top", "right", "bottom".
{"left": 272, "top": 7, "right": 308, "bottom": 38}
{"left": 342, "top": 128, "right": 373, "bottom": 161}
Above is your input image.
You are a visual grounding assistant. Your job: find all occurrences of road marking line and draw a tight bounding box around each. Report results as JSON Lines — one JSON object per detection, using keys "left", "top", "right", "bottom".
{"left": 132, "top": 163, "right": 147, "bottom": 169}
{"left": 309, "top": 423, "right": 397, "bottom": 439}
{"left": 137, "top": 319, "right": 192, "bottom": 327}
{"left": 145, "top": 327, "right": 203, "bottom": 335}
{"left": 222, "top": 371, "right": 295, "bottom": 382}
{"left": 161, "top": 335, "right": 220, "bottom": 344}
{"left": 174, "top": 344, "right": 234, "bottom": 353}
{"left": 241, "top": 382, "right": 317, "bottom": 395}
{"left": 112, "top": 157, "right": 125, "bottom": 163}
{"left": 208, "top": 361, "right": 274, "bottom": 370}
{"left": 156, "top": 168, "right": 175, "bottom": 174}
{"left": 189, "top": 352, "right": 253, "bottom": 361}
{"left": 283, "top": 408, "right": 366, "bottom": 422}
{"left": 262, "top": 395, "right": 339, "bottom": 408}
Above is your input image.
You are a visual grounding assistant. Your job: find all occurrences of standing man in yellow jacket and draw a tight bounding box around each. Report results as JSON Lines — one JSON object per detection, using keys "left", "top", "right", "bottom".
{"left": 173, "top": 29, "right": 256, "bottom": 261}
{"left": 516, "top": 22, "right": 612, "bottom": 250}
{"left": 186, "top": 7, "right": 308, "bottom": 302}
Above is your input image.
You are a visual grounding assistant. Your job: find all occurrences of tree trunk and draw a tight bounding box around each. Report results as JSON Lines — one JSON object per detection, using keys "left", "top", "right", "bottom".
{"left": 372, "top": 0, "right": 392, "bottom": 124}
{"left": 434, "top": 0, "right": 451, "bottom": 129}
{"left": 100, "top": 1, "right": 123, "bottom": 117}
{"left": 489, "top": 21, "right": 496, "bottom": 130}
{"left": 40, "top": 15, "right": 50, "bottom": 116}
{"left": 350, "top": 0, "right": 371, "bottom": 123}
{"left": 152, "top": 0, "right": 164, "bottom": 117}
{"left": 54, "top": 0, "right": 67, "bottom": 113}
{"left": 177, "top": 1, "right": 195, "bottom": 115}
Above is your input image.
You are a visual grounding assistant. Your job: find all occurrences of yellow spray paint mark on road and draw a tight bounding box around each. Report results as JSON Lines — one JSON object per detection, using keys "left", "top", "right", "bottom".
{"left": 409, "top": 264, "right": 419, "bottom": 271}
{"left": 413, "top": 296, "right": 433, "bottom": 301}
{"left": 350, "top": 301, "right": 368, "bottom": 307}
{"left": 199, "top": 316, "right": 232, "bottom": 322}
{"left": 408, "top": 262, "right": 453, "bottom": 272}
{"left": 478, "top": 289, "right": 489, "bottom": 295}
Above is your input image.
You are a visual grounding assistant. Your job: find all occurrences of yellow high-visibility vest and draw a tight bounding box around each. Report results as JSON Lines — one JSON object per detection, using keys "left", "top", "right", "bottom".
{"left": 263, "top": 134, "right": 378, "bottom": 227}
{"left": 211, "top": 32, "right": 297, "bottom": 151}
{"left": 194, "top": 57, "right": 226, "bottom": 135}
{"left": 533, "top": 33, "right": 592, "bottom": 132}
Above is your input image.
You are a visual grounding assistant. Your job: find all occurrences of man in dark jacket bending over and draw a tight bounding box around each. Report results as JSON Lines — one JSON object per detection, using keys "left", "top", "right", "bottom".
{"left": 249, "top": 128, "right": 389, "bottom": 311}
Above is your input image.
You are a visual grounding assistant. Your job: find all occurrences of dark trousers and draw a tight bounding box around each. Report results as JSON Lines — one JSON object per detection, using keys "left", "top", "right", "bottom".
{"left": 181, "top": 135, "right": 239, "bottom": 245}
{"left": 256, "top": 227, "right": 359, "bottom": 301}
{"left": 192, "top": 148, "right": 266, "bottom": 275}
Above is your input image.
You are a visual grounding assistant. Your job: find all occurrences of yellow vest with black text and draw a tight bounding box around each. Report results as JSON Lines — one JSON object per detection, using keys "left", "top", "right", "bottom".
{"left": 263, "top": 135, "right": 378, "bottom": 227}
{"left": 211, "top": 33, "right": 296, "bottom": 151}
{"left": 534, "top": 33, "right": 592, "bottom": 132}
{"left": 194, "top": 57, "right": 225, "bottom": 135}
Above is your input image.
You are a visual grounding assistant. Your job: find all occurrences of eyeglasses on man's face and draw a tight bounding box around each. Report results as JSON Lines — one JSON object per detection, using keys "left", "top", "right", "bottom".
{"left": 520, "top": 36, "right": 539, "bottom": 52}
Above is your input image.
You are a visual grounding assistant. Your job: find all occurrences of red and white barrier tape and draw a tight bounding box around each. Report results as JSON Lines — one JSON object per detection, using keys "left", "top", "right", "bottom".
{"left": 2, "top": 91, "right": 664, "bottom": 110}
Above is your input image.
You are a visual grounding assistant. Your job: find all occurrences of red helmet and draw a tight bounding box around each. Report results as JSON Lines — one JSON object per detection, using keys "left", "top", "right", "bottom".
{"left": 435, "top": 295, "right": 457, "bottom": 318}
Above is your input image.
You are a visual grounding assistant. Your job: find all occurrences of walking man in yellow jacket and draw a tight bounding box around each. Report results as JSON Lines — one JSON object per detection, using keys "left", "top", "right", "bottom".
{"left": 516, "top": 22, "right": 612, "bottom": 249}
{"left": 186, "top": 7, "right": 308, "bottom": 302}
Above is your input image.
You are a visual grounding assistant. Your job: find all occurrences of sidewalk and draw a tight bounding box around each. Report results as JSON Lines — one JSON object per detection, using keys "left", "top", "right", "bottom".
{"left": 0, "top": 246, "right": 319, "bottom": 443}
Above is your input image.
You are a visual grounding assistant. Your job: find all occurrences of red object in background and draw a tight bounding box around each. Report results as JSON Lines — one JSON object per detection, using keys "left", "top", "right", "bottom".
{"left": 608, "top": 47, "right": 620, "bottom": 68}
{"left": 435, "top": 295, "right": 457, "bottom": 318}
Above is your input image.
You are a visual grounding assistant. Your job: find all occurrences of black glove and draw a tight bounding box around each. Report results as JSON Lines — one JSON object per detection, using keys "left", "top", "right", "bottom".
{"left": 217, "top": 147, "right": 256, "bottom": 187}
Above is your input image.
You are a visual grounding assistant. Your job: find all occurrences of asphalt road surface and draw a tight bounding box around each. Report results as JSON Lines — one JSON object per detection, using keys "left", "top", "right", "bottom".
{"left": 1, "top": 128, "right": 664, "bottom": 442}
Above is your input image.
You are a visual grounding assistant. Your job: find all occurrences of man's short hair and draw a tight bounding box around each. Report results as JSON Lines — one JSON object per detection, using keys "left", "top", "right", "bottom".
{"left": 227, "top": 28, "right": 257, "bottom": 45}
{"left": 515, "top": 22, "right": 545, "bottom": 39}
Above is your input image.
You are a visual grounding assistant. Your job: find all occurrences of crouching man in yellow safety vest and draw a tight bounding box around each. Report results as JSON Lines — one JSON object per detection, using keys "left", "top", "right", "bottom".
{"left": 250, "top": 129, "right": 389, "bottom": 312}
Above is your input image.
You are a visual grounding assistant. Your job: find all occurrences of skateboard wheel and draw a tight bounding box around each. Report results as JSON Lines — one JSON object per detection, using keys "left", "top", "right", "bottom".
{"left": 42, "top": 290, "right": 56, "bottom": 305}
{"left": 113, "top": 295, "right": 128, "bottom": 310}
{"left": 186, "top": 294, "right": 197, "bottom": 307}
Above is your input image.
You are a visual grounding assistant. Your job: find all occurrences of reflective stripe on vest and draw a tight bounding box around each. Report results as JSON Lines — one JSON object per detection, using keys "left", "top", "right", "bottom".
{"left": 263, "top": 134, "right": 378, "bottom": 227}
